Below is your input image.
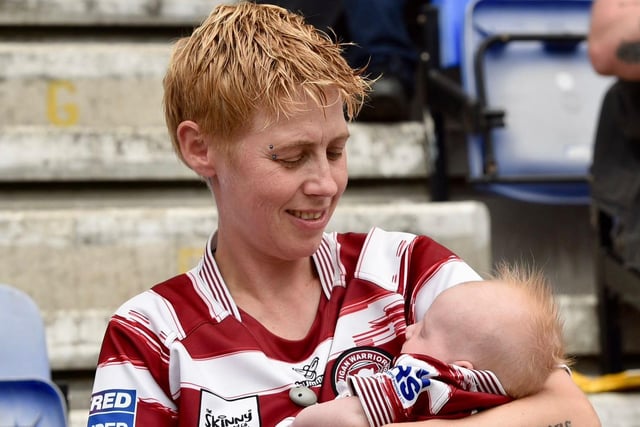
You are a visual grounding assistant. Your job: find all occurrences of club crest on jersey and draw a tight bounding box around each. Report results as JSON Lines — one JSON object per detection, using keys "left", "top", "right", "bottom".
{"left": 331, "top": 346, "right": 393, "bottom": 394}
{"left": 199, "top": 389, "right": 260, "bottom": 427}
{"left": 88, "top": 389, "right": 136, "bottom": 427}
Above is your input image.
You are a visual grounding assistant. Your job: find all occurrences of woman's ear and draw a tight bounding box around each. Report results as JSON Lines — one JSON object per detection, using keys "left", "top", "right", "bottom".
{"left": 177, "top": 120, "right": 216, "bottom": 177}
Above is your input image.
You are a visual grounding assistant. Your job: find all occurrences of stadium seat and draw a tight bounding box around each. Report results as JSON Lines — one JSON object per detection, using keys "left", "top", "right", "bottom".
{"left": 420, "top": 0, "right": 614, "bottom": 203}
{"left": 418, "top": 0, "right": 636, "bottom": 373}
{"left": 0, "top": 284, "right": 67, "bottom": 426}
{"left": 459, "top": 0, "right": 614, "bottom": 204}
{"left": 429, "top": 0, "right": 469, "bottom": 69}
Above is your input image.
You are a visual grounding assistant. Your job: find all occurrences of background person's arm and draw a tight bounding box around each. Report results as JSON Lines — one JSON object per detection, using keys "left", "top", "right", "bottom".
{"left": 588, "top": 0, "right": 640, "bottom": 79}
{"left": 383, "top": 369, "right": 601, "bottom": 427}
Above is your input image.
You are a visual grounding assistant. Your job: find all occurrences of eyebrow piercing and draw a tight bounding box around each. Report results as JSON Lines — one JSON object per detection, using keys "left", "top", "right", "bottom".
{"left": 268, "top": 144, "right": 274, "bottom": 150}
{"left": 271, "top": 153, "right": 278, "bottom": 160}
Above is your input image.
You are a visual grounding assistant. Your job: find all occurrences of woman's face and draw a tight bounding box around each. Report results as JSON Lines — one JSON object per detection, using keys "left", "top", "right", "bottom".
{"left": 211, "top": 91, "right": 349, "bottom": 261}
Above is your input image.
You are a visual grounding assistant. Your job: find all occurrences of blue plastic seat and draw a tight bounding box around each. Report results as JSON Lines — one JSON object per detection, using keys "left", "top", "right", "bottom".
{"left": 430, "top": 0, "right": 470, "bottom": 68}
{"left": 460, "top": 0, "right": 614, "bottom": 204}
{"left": 0, "top": 284, "right": 67, "bottom": 426}
{"left": 0, "top": 380, "right": 68, "bottom": 426}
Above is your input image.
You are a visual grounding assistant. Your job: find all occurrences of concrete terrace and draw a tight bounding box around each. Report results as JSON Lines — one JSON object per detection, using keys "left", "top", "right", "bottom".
{"left": 1, "top": 0, "right": 639, "bottom": 425}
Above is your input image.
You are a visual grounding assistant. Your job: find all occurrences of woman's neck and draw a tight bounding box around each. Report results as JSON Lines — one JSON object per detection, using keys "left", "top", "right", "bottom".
{"left": 213, "top": 241, "right": 322, "bottom": 340}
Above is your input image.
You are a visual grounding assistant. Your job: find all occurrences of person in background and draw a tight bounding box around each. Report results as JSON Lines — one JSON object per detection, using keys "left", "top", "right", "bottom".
{"left": 588, "top": 0, "right": 640, "bottom": 79}
{"left": 256, "top": 0, "right": 419, "bottom": 122}
{"left": 290, "top": 263, "right": 570, "bottom": 426}
{"left": 87, "top": 2, "right": 600, "bottom": 426}
{"left": 588, "top": 0, "right": 640, "bottom": 272}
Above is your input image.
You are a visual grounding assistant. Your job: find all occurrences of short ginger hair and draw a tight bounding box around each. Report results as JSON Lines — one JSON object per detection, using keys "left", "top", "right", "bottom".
{"left": 483, "top": 263, "right": 569, "bottom": 398}
{"left": 432, "top": 262, "right": 569, "bottom": 399}
{"left": 163, "top": 1, "right": 370, "bottom": 162}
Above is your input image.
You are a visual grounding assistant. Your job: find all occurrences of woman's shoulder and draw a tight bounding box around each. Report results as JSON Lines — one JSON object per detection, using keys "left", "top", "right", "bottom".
{"left": 107, "top": 272, "right": 212, "bottom": 341}
{"left": 331, "top": 227, "right": 449, "bottom": 261}
{"left": 328, "top": 227, "right": 449, "bottom": 290}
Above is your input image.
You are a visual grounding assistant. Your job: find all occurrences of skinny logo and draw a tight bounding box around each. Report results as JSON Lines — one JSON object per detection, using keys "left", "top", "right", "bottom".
{"left": 199, "top": 389, "right": 260, "bottom": 427}
{"left": 203, "top": 409, "right": 253, "bottom": 427}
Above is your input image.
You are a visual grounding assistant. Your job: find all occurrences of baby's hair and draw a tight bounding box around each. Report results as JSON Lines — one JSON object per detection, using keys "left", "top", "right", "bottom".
{"left": 163, "top": 1, "right": 370, "bottom": 161}
{"left": 487, "top": 262, "right": 569, "bottom": 398}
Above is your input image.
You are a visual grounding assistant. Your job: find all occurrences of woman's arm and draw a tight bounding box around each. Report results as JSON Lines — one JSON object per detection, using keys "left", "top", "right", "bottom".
{"left": 588, "top": 0, "right": 640, "bottom": 79}
{"left": 292, "top": 397, "right": 369, "bottom": 427}
{"left": 384, "top": 369, "right": 601, "bottom": 427}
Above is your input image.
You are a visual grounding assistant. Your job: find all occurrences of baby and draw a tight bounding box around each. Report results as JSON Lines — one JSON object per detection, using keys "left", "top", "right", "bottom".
{"left": 292, "top": 263, "right": 569, "bottom": 426}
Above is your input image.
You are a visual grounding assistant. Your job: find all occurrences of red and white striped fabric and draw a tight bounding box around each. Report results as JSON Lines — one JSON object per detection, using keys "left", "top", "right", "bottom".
{"left": 409, "top": 353, "right": 512, "bottom": 420}
{"left": 88, "top": 227, "right": 482, "bottom": 427}
{"left": 349, "top": 353, "right": 511, "bottom": 426}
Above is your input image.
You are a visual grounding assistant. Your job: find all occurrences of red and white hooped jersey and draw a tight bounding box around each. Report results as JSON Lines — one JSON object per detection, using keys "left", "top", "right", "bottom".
{"left": 88, "top": 227, "right": 482, "bottom": 427}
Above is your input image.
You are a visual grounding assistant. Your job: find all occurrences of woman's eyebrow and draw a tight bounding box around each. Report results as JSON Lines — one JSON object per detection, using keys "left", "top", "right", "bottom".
{"left": 273, "top": 132, "right": 350, "bottom": 149}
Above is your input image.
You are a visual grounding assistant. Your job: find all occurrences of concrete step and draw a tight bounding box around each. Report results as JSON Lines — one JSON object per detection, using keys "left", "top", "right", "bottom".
{"left": 0, "top": 198, "right": 490, "bottom": 371}
{"left": 0, "top": 0, "right": 228, "bottom": 26}
{"left": 0, "top": 123, "right": 430, "bottom": 182}
{"left": 0, "top": 41, "right": 430, "bottom": 182}
{"left": 0, "top": 42, "right": 172, "bottom": 128}
{"left": 0, "top": 194, "right": 614, "bottom": 370}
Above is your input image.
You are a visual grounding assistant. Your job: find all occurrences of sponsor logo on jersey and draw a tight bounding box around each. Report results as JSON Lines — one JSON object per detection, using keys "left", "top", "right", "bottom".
{"left": 199, "top": 389, "right": 260, "bottom": 427}
{"left": 331, "top": 346, "right": 393, "bottom": 394}
{"left": 292, "top": 356, "right": 324, "bottom": 387}
{"left": 88, "top": 389, "right": 136, "bottom": 427}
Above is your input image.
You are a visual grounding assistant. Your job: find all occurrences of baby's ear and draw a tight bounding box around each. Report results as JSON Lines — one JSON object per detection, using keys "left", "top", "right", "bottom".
{"left": 453, "top": 360, "right": 474, "bottom": 370}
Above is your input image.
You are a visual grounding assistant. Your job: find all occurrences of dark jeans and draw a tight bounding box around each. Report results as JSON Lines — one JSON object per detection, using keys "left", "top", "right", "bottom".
{"left": 256, "top": 0, "right": 418, "bottom": 93}
{"left": 591, "top": 79, "right": 640, "bottom": 270}
{"left": 342, "top": 0, "right": 417, "bottom": 90}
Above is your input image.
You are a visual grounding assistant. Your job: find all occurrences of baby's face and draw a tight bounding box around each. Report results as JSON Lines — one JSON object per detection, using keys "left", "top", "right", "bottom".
{"left": 401, "top": 311, "right": 449, "bottom": 361}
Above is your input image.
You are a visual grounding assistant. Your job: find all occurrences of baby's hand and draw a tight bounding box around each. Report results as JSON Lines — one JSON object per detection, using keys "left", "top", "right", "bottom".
{"left": 347, "top": 355, "right": 432, "bottom": 427}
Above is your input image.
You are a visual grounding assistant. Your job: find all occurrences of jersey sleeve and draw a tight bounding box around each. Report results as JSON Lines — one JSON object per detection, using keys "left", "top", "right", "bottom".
{"left": 404, "top": 235, "right": 483, "bottom": 324}
{"left": 88, "top": 291, "right": 180, "bottom": 426}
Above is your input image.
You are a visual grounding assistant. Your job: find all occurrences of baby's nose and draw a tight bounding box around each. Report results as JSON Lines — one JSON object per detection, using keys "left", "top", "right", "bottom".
{"left": 405, "top": 323, "right": 417, "bottom": 339}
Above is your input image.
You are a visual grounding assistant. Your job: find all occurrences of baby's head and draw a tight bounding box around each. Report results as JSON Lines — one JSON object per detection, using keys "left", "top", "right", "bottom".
{"left": 402, "top": 263, "right": 568, "bottom": 398}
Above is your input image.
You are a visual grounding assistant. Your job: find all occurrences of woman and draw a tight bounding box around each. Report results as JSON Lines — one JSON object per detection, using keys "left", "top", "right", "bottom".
{"left": 88, "top": 2, "right": 600, "bottom": 426}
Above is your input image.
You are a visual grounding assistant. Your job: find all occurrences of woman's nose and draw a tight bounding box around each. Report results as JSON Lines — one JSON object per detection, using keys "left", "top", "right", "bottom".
{"left": 304, "top": 158, "right": 340, "bottom": 197}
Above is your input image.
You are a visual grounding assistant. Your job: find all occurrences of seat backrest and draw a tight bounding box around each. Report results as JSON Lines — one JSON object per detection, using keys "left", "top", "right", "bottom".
{"left": 0, "top": 380, "right": 67, "bottom": 427}
{"left": 0, "top": 284, "right": 68, "bottom": 426}
{"left": 461, "top": 0, "right": 615, "bottom": 204}
{"left": 0, "top": 283, "right": 51, "bottom": 380}
{"left": 431, "top": 0, "right": 471, "bottom": 68}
